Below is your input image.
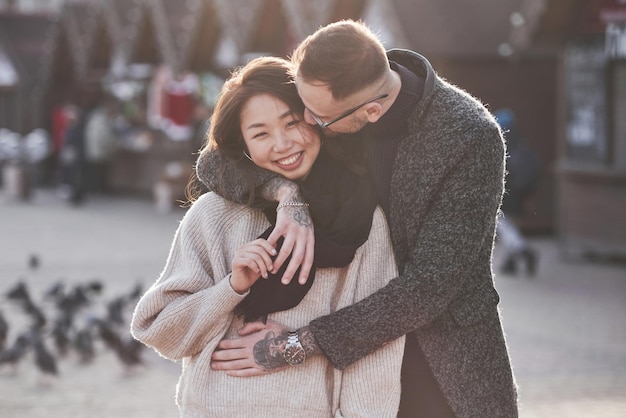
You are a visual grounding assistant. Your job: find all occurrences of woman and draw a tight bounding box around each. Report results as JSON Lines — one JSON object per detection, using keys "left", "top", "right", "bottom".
{"left": 130, "top": 57, "right": 403, "bottom": 418}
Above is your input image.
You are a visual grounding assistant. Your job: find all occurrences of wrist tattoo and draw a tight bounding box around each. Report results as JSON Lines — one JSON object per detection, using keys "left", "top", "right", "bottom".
{"left": 262, "top": 178, "right": 298, "bottom": 202}
{"left": 253, "top": 330, "right": 289, "bottom": 370}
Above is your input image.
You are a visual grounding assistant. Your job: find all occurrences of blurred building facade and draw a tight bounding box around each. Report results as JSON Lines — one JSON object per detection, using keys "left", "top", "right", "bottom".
{"left": 0, "top": 0, "right": 625, "bottom": 256}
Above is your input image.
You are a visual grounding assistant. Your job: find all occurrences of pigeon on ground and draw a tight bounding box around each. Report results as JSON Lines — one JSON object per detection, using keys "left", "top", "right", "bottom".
{"left": 29, "top": 330, "right": 59, "bottom": 384}
{"left": 0, "top": 334, "right": 30, "bottom": 375}
{"left": 0, "top": 309, "right": 8, "bottom": 353}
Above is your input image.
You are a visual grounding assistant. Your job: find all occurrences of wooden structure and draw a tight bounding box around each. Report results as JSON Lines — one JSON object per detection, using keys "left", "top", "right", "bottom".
{"left": 0, "top": 12, "right": 56, "bottom": 134}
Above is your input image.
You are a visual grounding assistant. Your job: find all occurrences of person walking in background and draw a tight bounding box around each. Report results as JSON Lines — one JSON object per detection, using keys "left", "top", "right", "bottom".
{"left": 494, "top": 108, "right": 541, "bottom": 277}
{"left": 200, "top": 19, "right": 518, "bottom": 418}
{"left": 131, "top": 57, "right": 404, "bottom": 417}
{"left": 57, "top": 104, "right": 90, "bottom": 205}
{"left": 84, "top": 96, "right": 119, "bottom": 195}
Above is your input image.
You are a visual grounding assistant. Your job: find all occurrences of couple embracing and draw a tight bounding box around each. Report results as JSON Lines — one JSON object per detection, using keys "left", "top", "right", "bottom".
{"left": 131, "top": 19, "right": 518, "bottom": 418}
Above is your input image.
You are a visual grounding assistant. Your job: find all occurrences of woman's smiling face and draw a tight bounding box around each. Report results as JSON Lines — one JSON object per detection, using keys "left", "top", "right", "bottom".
{"left": 240, "top": 93, "right": 321, "bottom": 181}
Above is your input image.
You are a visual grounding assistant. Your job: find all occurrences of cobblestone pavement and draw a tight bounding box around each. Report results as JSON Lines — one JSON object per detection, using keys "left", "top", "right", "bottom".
{"left": 1, "top": 189, "right": 625, "bottom": 417}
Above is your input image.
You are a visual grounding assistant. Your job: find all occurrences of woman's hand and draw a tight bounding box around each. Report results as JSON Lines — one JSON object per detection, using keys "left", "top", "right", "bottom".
{"left": 230, "top": 239, "right": 276, "bottom": 294}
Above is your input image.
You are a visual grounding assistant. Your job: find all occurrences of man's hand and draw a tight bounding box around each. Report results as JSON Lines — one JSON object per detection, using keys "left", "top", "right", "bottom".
{"left": 210, "top": 320, "right": 289, "bottom": 377}
{"left": 259, "top": 178, "right": 315, "bottom": 285}
{"left": 269, "top": 204, "right": 314, "bottom": 285}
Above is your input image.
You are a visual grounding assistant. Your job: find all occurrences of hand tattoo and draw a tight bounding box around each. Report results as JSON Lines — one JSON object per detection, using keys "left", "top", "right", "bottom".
{"left": 253, "top": 331, "right": 289, "bottom": 370}
{"left": 286, "top": 205, "right": 312, "bottom": 228}
{"left": 252, "top": 327, "right": 320, "bottom": 371}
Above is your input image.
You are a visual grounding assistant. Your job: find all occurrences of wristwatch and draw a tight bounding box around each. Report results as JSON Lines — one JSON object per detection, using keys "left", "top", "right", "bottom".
{"left": 283, "top": 330, "right": 306, "bottom": 366}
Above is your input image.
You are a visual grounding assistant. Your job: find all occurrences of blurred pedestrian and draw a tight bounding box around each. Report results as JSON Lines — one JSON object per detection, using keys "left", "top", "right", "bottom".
{"left": 494, "top": 108, "right": 541, "bottom": 276}
{"left": 57, "top": 104, "right": 88, "bottom": 205}
{"left": 84, "top": 96, "right": 118, "bottom": 194}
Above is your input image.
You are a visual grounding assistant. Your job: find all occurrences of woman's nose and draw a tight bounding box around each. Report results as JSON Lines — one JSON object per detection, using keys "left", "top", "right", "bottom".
{"left": 273, "top": 131, "right": 293, "bottom": 151}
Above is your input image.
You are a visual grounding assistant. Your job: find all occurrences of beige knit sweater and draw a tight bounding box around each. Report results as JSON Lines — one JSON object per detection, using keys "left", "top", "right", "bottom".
{"left": 130, "top": 192, "right": 404, "bottom": 418}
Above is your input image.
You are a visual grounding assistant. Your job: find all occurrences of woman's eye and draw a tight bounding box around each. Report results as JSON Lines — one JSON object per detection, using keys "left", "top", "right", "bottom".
{"left": 252, "top": 132, "right": 267, "bottom": 139}
{"left": 286, "top": 119, "right": 300, "bottom": 128}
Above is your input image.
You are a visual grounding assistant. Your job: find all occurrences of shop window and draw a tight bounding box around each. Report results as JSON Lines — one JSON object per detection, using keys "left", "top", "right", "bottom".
{"left": 610, "top": 59, "right": 626, "bottom": 169}
{"left": 565, "top": 39, "right": 608, "bottom": 164}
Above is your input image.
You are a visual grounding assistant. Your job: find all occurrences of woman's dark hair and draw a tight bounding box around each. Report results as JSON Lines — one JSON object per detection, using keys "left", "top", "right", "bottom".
{"left": 186, "top": 56, "right": 305, "bottom": 203}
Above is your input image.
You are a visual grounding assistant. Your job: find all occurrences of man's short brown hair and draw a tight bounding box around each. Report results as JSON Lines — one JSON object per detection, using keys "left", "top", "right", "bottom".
{"left": 290, "top": 20, "right": 388, "bottom": 100}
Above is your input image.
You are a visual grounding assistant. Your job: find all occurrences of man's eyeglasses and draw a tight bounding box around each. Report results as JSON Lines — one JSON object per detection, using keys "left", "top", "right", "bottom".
{"left": 307, "top": 93, "right": 389, "bottom": 129}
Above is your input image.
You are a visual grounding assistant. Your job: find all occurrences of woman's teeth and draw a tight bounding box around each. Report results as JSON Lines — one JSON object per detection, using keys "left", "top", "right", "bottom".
{"left": 277, "top": 152, "right": 301, "bottom": 166}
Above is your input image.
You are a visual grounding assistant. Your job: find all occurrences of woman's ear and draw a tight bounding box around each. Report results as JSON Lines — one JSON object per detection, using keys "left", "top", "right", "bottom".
{"left": 364, "top": 102, "right": 384, "bottom": 123}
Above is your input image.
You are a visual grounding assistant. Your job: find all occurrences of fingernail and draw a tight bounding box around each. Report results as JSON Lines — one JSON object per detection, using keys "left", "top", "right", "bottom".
{"left": 271, "top": 248, "right": 277, "bottom": 256}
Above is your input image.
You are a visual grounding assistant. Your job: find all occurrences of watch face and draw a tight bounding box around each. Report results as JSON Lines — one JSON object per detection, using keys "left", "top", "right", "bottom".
{"left": 284, "top": 343, "right": 306, "bottom": 365}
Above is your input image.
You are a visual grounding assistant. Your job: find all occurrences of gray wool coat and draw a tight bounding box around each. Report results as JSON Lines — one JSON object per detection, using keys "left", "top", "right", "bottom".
{"left": 196, "top": 49, "right": 518, "bottom": 418}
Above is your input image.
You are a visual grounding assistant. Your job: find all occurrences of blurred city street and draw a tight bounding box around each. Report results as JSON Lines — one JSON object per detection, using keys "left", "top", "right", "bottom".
{"left": 0, "top": 189, "right": 625, "bottom": 418}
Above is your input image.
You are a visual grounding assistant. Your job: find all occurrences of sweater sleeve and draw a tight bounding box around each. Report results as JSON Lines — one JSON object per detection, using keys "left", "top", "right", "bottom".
{"left": 334, "top": 209, "right": 404, "bottom": 417}
{"left": 310, "top": 119, "right": 505, "bottom": 370}
{"left": 130, "top": 195, "right": 251, "bottom": 360}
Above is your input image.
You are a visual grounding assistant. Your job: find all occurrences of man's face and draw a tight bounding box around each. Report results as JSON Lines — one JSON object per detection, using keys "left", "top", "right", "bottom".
{"left": 296, "top": 78, "right": 370, "bottom": 137}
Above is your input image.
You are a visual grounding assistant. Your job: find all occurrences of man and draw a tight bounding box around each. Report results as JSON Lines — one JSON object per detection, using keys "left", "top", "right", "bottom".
{"left": 199, "top": 20, "right": 518, "bottom": 417}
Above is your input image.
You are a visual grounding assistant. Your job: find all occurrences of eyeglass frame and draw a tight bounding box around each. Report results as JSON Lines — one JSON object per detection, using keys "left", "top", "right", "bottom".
{"left": 306, "top": 93, "right": 389, "bottom": 129}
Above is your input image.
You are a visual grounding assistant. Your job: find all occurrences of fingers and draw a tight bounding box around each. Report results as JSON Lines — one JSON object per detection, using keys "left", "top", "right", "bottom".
{"left": 211, "top": 353, "right": 264, "bottom": 375}
{"left": 233, "top": 239, "right": 274, "bottom": 278}
{"left": 237, "top": 321, "right": 268, "bottom": 336}
{"left": 266, "top": 203, "right": 315, "bottom": 284}
{"left": 211, "top": 343, "right": 266, "bottom": 375}
{"left": 211, "top": 346, "right": 247, "bottom": 362}
{"left": 281, "top": 225, "right": 315, "bottom": 285}
{"left": 298, "top": 231, "right": 315, "bottom": 285}
{"left": 281, "top": 242, "right": 305, "bottom": 284}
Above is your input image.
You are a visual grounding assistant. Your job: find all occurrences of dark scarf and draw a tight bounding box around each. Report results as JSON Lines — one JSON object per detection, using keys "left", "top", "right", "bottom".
{"left": 235, "top": 149, "right": 378, "bottom": 322}
{"left": 365, "top": 61, "right": 423, "bottom": 215}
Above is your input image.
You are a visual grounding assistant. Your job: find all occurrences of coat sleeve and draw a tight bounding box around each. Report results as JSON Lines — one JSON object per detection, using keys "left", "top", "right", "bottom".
{"left": 310, "top": 121, "right": 505, "bottom": 370}
{"left": 130, "top": 197, "right": 249, "bottom": 360}
{"left": 195, "top": 146, "right": 280, "bottom": 207}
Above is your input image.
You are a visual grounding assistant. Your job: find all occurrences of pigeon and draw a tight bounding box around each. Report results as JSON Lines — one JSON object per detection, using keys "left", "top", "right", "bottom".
{"left": 0, "top": 334, "right": 30, "bottom": 375}
{"left": 106, "top": 296, "right": 127, "bottom": 326}
{"left": 44, "top": 280, "right": 65, "bottom": 301}
{"left": 73, "top": 327, "right": 95, "bottom": 364}
{"left": 51, "top": 319, "right": 72, "bottom": 357}
{"left": 6, "top": 281, "right": 47, "bottom": 329}
{"left": 0, "top": 309, "right": 7, "bottom": 353}
{"left": 30, "top": 330, "right": 59, "bottom": 383}
{"left": 94, "top": 318, "right": 144, "bottom": 374}
{"left": 6, "top": 280, "right": 31, "bottom": 303}
{"left": 28, "top": 253, "right": 40, "bottom": 270}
